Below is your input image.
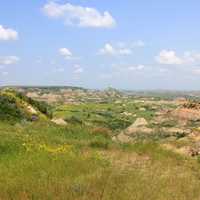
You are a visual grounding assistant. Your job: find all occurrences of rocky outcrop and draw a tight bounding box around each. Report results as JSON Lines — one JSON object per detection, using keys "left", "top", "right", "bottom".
{"left": 51, "top": 118, "right": 67, "bottom": 126}
{"left": 162, "top": 127, "right": 191, "bottom": 137}
{"left": 115, "top": 118, "right": 153, "bottom": 143}
{"left": 27, "top": 105, "right": 37, "bottom": 115}
{"left": 171, "top": 108, "right": 200, "bottom": 121}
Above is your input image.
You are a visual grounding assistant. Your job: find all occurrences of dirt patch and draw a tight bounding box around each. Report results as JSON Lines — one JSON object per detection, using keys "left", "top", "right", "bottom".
{"left": 114, "top": 133, "right": 133, "bottom": 143}
{"left": 51, "top": 118, "right": 67, "bottom": 126}
{"left": 124, "top": 118, "right": 153, "bottom": 136}
{"left": 27, "top": 105, "right": 37, "bottom": 115}
{"left": 115, "top": 118, "right": 153, "bottom": 143}
{"left": 99, "top": 150, "right": 151, "bottom": 170}
{"left": 162, "top": 143, "right": 200, "bottom": 157}
{"left": 171, "top": 108, "right": 200, "bottom": 121}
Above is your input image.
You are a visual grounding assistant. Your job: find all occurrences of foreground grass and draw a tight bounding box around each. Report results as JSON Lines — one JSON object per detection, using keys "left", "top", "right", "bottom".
{"left": 1, "top": 121, "right": 200, "bottom": 199}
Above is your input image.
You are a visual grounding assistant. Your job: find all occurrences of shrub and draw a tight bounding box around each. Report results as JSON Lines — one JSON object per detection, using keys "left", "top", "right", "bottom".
{"left": 107, "top": 118, "right": 131, "bottom": 130}
{"left": 91, "top": 127, "right": 112, "bottom": 138}
{"left": 66, "top": 116, "right": 83, "bottom": 124}
{"left": 89, "top": 139, "right": 110, "bottom": 149}
{"left": 0, "top": 94, "right": 24, "bottom": 121}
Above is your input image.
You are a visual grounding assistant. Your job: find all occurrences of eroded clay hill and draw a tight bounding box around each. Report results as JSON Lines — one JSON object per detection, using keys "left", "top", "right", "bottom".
{"left": 115, "top": 100, "right": 200, "bottom": 157}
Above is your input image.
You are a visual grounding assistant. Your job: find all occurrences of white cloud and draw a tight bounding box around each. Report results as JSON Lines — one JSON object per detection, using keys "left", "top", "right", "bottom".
{"left": 132, "top": 40, "right": 145, "bottom": 47}
{"left": 50, "top": 60, "right": 56, "bottom": 65}
{"left": 192, "top": 69, "right": 200, "bottom": 75}
{"left": 155, "top": 50, "right": 183, "bottom": 65}
{"left": 99, "top": 43, "right": 115, "bottom": 55}
{"left": 99, "top": 43, "right": 132, "bottom": 56}
{"left": 128, "top": 65, "right": 145, "bottom": 71}
{"left": 59, "top": 48, "right": 73, "bottom": 59}
{"left": 53, "top": 67, "right": 65, "bottom": 72}
{"left": 74, "top": 67, "right": 83, "bottom": 73}
{"left": 43, "top": 2, "right": 116, "bottom": 28}
{"left": 0, "top": 25, "right": 18, "bottom": 41}
{"left": 159, "top": 68, "right": 169, "bottom": 73}
{"left": 156, "top": 50, "right": 200, "bottom": 65}
{"left": 137, "top": 65, "right": 145, "bottom": 70}
{"left": 0, "top": 56, "right": 20, "bottom": 65}
{"left": 183, "top": 51, "right": 200, "bottom": 63}
{"left": 118, "top": 48, "right": 132, "bottom": 55}
{"left": 1, "top": 71, "right": 8, "bottom": 76}
{"left": 99, "top": 40, "right": 145, "bottom": 56}
{"left": 73, "top": 64, "right": 84, "bottom": 74}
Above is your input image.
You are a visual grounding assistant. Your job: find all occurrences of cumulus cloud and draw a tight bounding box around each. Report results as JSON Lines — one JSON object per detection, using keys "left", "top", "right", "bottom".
{"left": 155, "top": 50, "right": 183, "bottom": 65}
{"left": 183, "top": 51, "right": 200, "bottom": 63}
{"left": 43, "top": 2, "right": 116, "bottom": 28}
{"left": 132, "top": 40, "right": 145, "bottom": 47}
{"left": 0, "top": 25, "right": 18, "bottom": 41}
{"left": 156, "top": 50, "right": 200, "bottom": 65}
{"left": 73, "top": 64, "right": 84, "bottom": 74}
{"left": 118, "top": 48, "right": 132, "bottom": 55}
{"left": 99, "top": 43, "right": 115, "bottom": 55}
{"left": 99, "top": 43, "right": 132, "bottom": 56}
{"left": 74, "top": 67, "right": 83, "bottom": 74}
{"left": 59, "top": 48, "right": 73, "bottom": 59}
{"left": 0, "top": 56, "right": 20, "bottom": 65}
{"left": 128, "top": 65, "right": 145, "bottom": 71}
{"left": 53, "top": 67, "right": 65, "bottom": 72}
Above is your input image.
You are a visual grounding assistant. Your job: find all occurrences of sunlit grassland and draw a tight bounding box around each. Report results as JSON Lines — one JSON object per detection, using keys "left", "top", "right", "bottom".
{"left": 1, "top": 121, "right": 200, "bottom": 199}
{"left": 53, "top": 102, "right": 156, "bottom": 131}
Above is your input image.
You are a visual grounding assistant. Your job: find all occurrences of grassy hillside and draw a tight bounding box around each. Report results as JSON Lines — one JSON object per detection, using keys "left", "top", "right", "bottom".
{"left": 1, "top": 90, "right": 200, "bottom": 199}
{"left": 0, "top": 121, "right": 200, "bottom": 199}
{"left": 0, "top": 89, "right": 52, "bottom": 122}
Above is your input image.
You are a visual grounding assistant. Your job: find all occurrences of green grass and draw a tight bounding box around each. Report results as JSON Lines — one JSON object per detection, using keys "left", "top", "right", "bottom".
{"left": 1, "top": 121, "right": 200, "bottom": 199}
{"left": 53, "top": 102, "right": 156, "bottom": 131}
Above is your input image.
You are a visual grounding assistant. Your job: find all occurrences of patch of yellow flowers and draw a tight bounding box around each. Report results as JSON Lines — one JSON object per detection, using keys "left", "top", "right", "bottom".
{"left": 39, "top": 144, "right": 72, "bottom": 154}
{"left": 22, "top": 142, "right": 73, "bottom": 154}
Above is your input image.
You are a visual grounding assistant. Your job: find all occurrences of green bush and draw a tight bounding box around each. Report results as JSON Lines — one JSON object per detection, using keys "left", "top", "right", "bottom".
{"left": 0, "top": 94, "right": 24, "bottom": 121}
{"left": 89, "top": 139, "right": 110, "bottom": 149}
{"left": 107, "top": 118, "right": 131, "bottom": 130}
{"left": 65, "top": 116, "right": 83, "bottom": 124}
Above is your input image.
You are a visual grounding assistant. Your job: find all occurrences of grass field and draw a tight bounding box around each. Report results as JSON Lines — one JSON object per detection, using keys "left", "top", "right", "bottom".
{"left": 53, "top": 102, "right": 156, "bottom": 131}
{"left": 1, "top": 90, "right": 200, "bottom": 199}
{"left": 1, "top": 120, "right": 200, "bottom": 200}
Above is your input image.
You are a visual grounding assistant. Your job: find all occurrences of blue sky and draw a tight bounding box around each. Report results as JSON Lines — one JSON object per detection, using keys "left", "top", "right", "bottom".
{"left": 1, "top": 0, "right": 200, "bottom": 90}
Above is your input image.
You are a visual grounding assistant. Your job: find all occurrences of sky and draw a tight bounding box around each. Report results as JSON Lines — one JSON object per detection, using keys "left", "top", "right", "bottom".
{"left": 1, "top": 0, "right": 200, "bottom": 90}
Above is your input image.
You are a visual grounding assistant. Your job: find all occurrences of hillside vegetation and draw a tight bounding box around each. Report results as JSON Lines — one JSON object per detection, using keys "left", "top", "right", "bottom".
{"left": 0, "top": 89, "right": 52, "bottom": 121}
{"left": 1, "top": 90, "right": 200, "bottom": 199}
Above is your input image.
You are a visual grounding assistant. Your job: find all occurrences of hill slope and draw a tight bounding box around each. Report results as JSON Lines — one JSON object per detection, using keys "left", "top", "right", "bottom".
{"left": 0, "top": 89, "right": 52, "bottom": 121}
